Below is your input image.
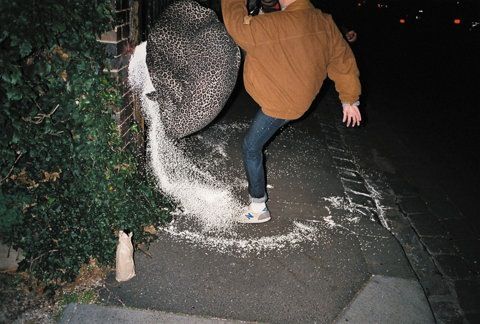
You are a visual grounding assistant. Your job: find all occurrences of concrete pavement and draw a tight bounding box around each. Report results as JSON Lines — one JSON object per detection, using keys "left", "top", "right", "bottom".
{"left": 60, "top": 303, "right": 254, "bottom": 324}
{"left": 60, "top": 27, "right": 480, "bottom": 324}
{"left": 62, "top": 86, "right": 438, "bottom": 323}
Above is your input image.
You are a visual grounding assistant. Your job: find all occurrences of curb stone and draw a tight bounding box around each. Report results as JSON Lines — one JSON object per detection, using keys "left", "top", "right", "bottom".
{"left": 335, "top": 275, "right": 435, "bottom": 324}
{"left": 59, "top": 303, "right": 258, "bottom": 324}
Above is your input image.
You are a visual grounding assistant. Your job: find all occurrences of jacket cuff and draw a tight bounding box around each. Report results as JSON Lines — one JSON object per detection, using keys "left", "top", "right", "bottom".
{"left": 342, "top": 101, "right": 360, "bottom": 109}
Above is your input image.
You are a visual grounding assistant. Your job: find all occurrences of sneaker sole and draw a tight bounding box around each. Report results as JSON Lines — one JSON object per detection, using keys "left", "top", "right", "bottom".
{"left": 238, "top": 216, "right": 271, "bottom": 224}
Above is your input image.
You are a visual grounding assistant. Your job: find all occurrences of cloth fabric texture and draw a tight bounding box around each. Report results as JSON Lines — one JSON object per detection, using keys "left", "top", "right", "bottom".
{"left": 145, "top": 0, "right": 240, "bottom": 138}
{"left": 250, "top": 201, "right": 267, "bottom": 212}
{"left": 243, "top": 109, "right": 289, "bottom": 201}
{"left": 221, "top": 0, "right": 361, "bottom": 120}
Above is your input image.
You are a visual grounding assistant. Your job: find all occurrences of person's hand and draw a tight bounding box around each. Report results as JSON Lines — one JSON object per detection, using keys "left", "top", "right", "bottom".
{"left": 342, "top": 104, "right": 362, "bottom": 127}
{"left": 345, "top": 30, "right": 358, "bottom": 43}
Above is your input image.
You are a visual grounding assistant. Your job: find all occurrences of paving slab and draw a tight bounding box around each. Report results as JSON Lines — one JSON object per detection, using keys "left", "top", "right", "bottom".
{"left": 60, "top": 303, "right": 253, "bottom": 324}
{"left": 101, "top": 225, "right": 368, "bottom": 323}
{"left": 335, "top": 275, "right": 435, "bottom": 324}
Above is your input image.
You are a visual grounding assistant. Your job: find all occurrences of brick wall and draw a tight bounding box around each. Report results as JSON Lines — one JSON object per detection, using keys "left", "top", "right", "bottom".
{"left": 98, "top": 0, "right": 144, "bottom": 152}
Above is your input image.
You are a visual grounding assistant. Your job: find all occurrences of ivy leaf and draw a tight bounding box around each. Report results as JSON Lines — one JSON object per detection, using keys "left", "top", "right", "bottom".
{"left": 19, "top": 41, "right": 32, "bottom": 57}
{"left": 11, "top": 133, "right": 20, "bottom": 144}
{"left": 7, "top": 90, "right": 22, "bottom": 101}
{"left": 1, "top": 74, "right": 10, "bottom": 83}
{"left": 0, "top": 30, "right": 8, "bottom": 43}
{"left": 8, "top": 70, "right": 21, "bottom": 85}
{"left": 53, "top": 23, "right": 67, "bottom": 33}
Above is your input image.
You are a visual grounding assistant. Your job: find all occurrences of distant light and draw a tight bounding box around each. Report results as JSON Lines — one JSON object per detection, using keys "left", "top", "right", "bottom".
{"left": 454, "top": 19, "right": 461, "bottom": 25}
{"left": 419, "top": 9, "right": 424, "bottom": 13}
{"left": 400, "top": 18, "right": 406, "bottom": 24}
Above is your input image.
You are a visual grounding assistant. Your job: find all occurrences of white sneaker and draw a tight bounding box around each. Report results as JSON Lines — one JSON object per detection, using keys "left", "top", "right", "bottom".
{"left": 238, "top": 206, "right": 271, "bottom": 224}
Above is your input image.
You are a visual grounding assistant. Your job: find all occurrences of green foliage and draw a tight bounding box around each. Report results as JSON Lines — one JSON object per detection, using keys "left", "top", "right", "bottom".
{"left": 0, "top": 0, "right": 172, "bottom": 285}
{"left": 60, "top": 290, "right": 97, "bottom": 306}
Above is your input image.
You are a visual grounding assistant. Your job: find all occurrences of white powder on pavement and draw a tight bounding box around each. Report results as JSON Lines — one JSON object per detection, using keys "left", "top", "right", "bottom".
{"left": 322, "top": 215, "right": 337, "bottom": 229}
{"left": 360, "top": 175, "right": 390, "bottom": 230}
{"left": 346, "top": 216, "right": 361, "bottom": 223}
{"left": 128, "top": 43, "right": 372, "bottom": 252}
{"left": 319, "top": 202, "right": 389, "bottom": 239}
{"left": 323, "top": 196, "right": 361, "bottom": 223}
{"left": 161, "top": 220, "right": 321, "bottom": 255}
{"left": 323, "top": 196, "right": 354, "bottom": 212}
{"left": 129, "top": 42, "right": 243, "bottom": 231}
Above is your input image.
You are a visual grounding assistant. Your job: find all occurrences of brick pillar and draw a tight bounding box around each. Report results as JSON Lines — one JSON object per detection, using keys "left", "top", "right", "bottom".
{"left": 98, "top": 0, "right": 144, "bottom": 152}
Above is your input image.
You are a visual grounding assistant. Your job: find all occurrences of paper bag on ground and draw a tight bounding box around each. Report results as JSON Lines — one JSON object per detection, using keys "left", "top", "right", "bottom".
{"left": 0, "top": 243, "right": 24, "bottom": 272}
{"left": 115, "top": 230, "right": 135, "bottom": 282}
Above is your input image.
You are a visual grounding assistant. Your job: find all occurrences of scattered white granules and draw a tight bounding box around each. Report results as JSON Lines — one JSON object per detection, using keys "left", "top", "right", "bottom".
{"left": 128, "top": 42, "right": 243, "bottom": 231}
{"left": 323, "top": 196, "right": 355, "bottom": 212}
{"left": 323, "top": 215, "right": 337, "bottom": 229}
{"left": 360, "top": 173, "right": 390, "bottom": 230}
{"left": 128, "top": 43, "right": 378, "bottom": 253}
{"left": 346, "top": 216, "right": 361, "bottom": 223}
{"left": 322, "top": 196, "right": 363, "bottom": 224}
{"left": 160, "top": 220, "right": 321, "bottom": 255}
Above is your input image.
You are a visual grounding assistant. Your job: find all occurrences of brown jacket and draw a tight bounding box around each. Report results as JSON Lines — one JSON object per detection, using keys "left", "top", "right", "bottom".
{"left": 221, "top": 0, "right": 361, "bottom": 120}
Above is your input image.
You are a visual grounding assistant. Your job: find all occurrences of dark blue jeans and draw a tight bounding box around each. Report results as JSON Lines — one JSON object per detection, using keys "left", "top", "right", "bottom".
{"left": 242, "top": 110, "right": 289, "bottom": 203}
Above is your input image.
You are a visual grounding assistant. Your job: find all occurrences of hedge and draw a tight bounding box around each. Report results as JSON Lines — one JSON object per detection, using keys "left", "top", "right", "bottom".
{"left": 0, "top": 0, "right": 172, "bottom": 285}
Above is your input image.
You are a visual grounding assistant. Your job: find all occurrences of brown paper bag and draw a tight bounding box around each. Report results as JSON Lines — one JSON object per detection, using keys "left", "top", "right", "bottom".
{"left": 115, "top": 230, "right": 135, "bottom": 282}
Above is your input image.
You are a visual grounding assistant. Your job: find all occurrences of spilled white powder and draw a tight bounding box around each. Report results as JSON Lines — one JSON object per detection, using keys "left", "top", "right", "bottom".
{"left": 128, "top": 43, "right": 341, "bottom": 253}
{"left": 161, "top": 221, "right": 320, "bottom": 255}
{"left": 346, "top": 216, "right": 361, "bottom": 223}
{"left": 320, "top": 203, "right": 389, "bottom": 239}
{"left": 360, "top": 174, "right": 390, "bottom": 230}
{"left": 323, "top": 196, "right": 361, "bottom": 223}
{"left": 186, "top": 122, "right": 249, "bottom": 172}
{"left": 128, "top": 42, "right": 243, "bottom": 231}
{"left": 323, "top": 196, "right": 353, "bottom": 211}
{"left": 323, "top": 215, "right": 337, "bottom": 229}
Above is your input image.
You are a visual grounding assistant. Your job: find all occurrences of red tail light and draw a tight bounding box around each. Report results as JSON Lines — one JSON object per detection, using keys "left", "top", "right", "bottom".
{"left": 400, "top": 18, "right": 406, "bottom": 24}
{"left": 454, "top": 19, "right": 461, "bottom": 25}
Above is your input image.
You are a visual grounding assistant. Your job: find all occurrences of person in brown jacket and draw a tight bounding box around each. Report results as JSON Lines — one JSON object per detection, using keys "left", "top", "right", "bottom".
{"left": 221, "top": 0, "right": 362, "bottom": 223}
